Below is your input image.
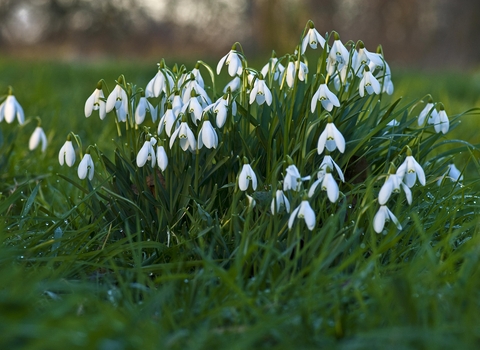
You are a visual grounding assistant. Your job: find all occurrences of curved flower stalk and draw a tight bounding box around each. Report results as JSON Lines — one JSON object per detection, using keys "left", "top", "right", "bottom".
{"left": 197, "top": 119, "right": 218, "bottom": 149}
{"left": 288, "top": 199, "right": 316, "bottom": 231}
{"left": 106, "top": 78, "right": 129, "bottom": 122}
{"left": 301, "top": 20, "right": 326, "bottom": 54}
{"left": 373, "top": 205, "right": 402, "bottom": 233}
{"left": 29, "top": 125, "right": 47, "bottom": 152}
{"left": 58, "top": 136, "right": 76, "bottom": 167}
{"left": 396, "top": 147, "right": 426, "bottom": 188}
{"left": 156, "top": 144, "right": 168, "bottom": 171}
{"left": 217, "top": 44, "right": 243, "bottom": 77}
{"left": 433, "top": 103, "right": 449, "bottom": 134}
{"left": 311, "top": 83, "right": 340, "bottom": 113}
{"left": 169, "top": 116, "right": 196, "bottom": 152}
{"left": 417, "top": 97, "right": 438, "bottom": 126}
{"left": 78, "top": 151, "right": 94, "bottom": 180}
{"left": 84, "top": 81, "right": 106, "bottom": 119}
{"left": 358, "top": 66, "right": 381, "bottom": 97}
{"left": 271, "top": 189, "right": 290, "bottom": 214}
{"left": 0, "top": 88, "right": 25, "bottom": 125}
{"left": 261, "top": 54, "right": 285, "bottom": 82}
{"left": 317, "top": 119, "right": 346, "bottom": 154}
{"left": 145, "top": 62, "right": 175, "bottom": 98}
{"left": 137, "top": 138, "right": 156, "bottom": 167}
{"left": 238, "top": 159, "right": 257, "bottom": 191}
{"left": 249, "top": 76, "right": 272, "bottom": 106}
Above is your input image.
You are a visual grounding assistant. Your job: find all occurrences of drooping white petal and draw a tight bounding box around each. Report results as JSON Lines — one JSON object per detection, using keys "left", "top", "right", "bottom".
{"left": 322, "top": 173, "right": 339, "bottom": 203}
{"left": 29, "top": 127, "right": 47, "bottom": 152}
{"left": 373, "top": 206, "right": 388, "bottom": 233}
{"left": 157, "top": 145, "right": 168, "bottom": 171}
{"left": 299, "top": 201, "right": 316, "bottom": 230}
{"left": 288, "top": 206, "right": 300, "bottom": 229}
{"left": 59, "top": 140, "right": 76, "bottom": 167}
{"left": 378, "top": 176, "right": 394, "bottom": 205}
{"left": 78, "top": 154, "right": 94, "bottom": 180}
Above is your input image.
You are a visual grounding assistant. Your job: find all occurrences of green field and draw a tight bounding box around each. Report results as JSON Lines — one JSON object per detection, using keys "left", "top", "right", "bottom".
{"left": 1, "top": 54, "right": 480, "bottom": 350}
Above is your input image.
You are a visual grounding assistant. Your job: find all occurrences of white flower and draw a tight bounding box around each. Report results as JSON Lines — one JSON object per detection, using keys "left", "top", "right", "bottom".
{"left": 156, "top": 145, "right": 168, "bottom": 171}
{"left": 181, "top": 95, "right": 204, "bottom": 125}
{"left": 353, "top": 42, "right": 384, "bottom": 77}
{"left": 288, "top": 200, "right": 316, "bottom": 231}
{"left": 317, "top": 122, "right": 346, "bottom": 154}
{"left": 223, "top": 77, "right": 241, "bottom": 93}
{"left": 373, "top": 205, "right": 402, "bottom": 233}
{"left": 308, "top": 169, "right": 340, "bottom": 203}
{"left": 136, "top": 139, "right": 156, "bottom": 167}
{"left": 378, "top": 173, "right": 412, "bottom": 205}
{"left": 261, "top": 57, "right": 285, "bottom": 82}
{"left": 271, "top": 189, "right": 290, "bottom": 214}
{"left": 84, "top": 85, "right": 106, "bottom": 120}
{"left": 301, "top": 23, "right": 326, "bottom": 53}
{"left": 396, "top": 154, "right": 426, "bottom": 188}
{"left": 169, "top": 121, "right": 196, "bottom": 152}
{"left": 198, "top": 120, "right": 218, "bottom": 149}
{"left": 217, "top": 48, "right": 243, "bottom": 77}
{"left": 28, "top": 126, "right": 47, "bottom": 152}
{"left": 417, "top": 101, "right": 437, "bottom": 126}
{"left": 283, "top": 164, "right": 311, "bottom": 191}
{"left": 246, "top": 194, "right": 256, "bottom": 208}
{"left": 249, "top": 78, "right": 272, "bottom": 106}
{"left": 437, "top": 163, "right": 463, "bottom": 186}
{"left": 135, "top": 96, "right": 157, "bottom": 124}
{"left": 191, "top": 66, "right": 205, "bottom": 88}
{"left": 358, "top": 67, "right": 381, "bottom": 97}
{"left": 172, "top": 93, "right": 183, "bottom": 117}
{"left": 433, "top": 104, "right": 449, "bottom": 134}
{"left": 327, "top": 34, "right": 349, "bottom": 76}
{"left": 238, "top": 163, "right": 257, "bottom": 191}
{"left": 206, "top": 96, "right": 229, "bottom": 128}
{"left": 59, "top": 139, "right": 76, "bottom": 167}
{"left": 0, "top": 94, "right": 25, "bottom": 124}
{"left": 145, "top": 67, "right": 174, "bottom": 97}
{"left": 78, "top": 153, "right": 94, "bottom": 180}
{"left": 182, "top": 78, "right": 211, "bottom": 106}
{"left": 106, "top": 84, "right": 129, "bottom": 122}
{"left": 158, "top": 107, "right": 178, "bottom": 137}
{"left": 311, "top": 84, "right": 340, "bottom": 113}
{"left": 286, "top": 60, "right": 308, "bottom": 88}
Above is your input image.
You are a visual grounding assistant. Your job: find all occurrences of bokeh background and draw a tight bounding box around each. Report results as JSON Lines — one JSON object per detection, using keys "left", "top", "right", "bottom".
{"left": 1, "top": 0, "right": 480, "bottom": 68}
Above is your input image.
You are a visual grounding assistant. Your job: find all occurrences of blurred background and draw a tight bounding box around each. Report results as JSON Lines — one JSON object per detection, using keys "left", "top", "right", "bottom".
{"left": 0, "top": 0, "right": 480, "bottom": 68}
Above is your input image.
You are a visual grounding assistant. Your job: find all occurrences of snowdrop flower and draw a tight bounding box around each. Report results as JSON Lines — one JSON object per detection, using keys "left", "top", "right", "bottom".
{"left": 378, "top": 170, "right": 412, "bottom": 205}
{"left": 308, "top": 155, "right": 344, "bottom": 198}
{"left": 238, "top": 160, "right": 257, "bottom": 191}
{"left": 386, "top": 119, "right": 400, "bottom": 127}
{"left": 311, "top": 83, "right": 340, "bottom": 113}
{"left": 191, "top": 63, "right": 205, "bottom": 88}
{"left": 172, "top": 92, "right": 183, "bottom": 117}
{"left": 84, "top": 81, "right": 106, "bottom": 120}
{"left": 271, "top": 189, "right": 290, "bottom": 214}
{"left": 286, "top": 59, "right": 308, "bottom": 88}
{"left": 308, "top": 167, "right": 340, "bottom": 203}
{"left": 106, "top": 78, "right": 129, "bottom": 122}
{"left": 156, "top": 145, "right": 168, "bottom": 171}
{"left": 317, "top": 119, "right": 346, "bottom": 154}
{"left": 78, "top": 152, "right": 94, "bottom": 180}
{"left": 288, "top": 199, "right": 316, "bottom": 231}
{"left": 169, "top": 116, "right": 197, "bottom": 152}
{"left": 261, "top": 55, "right": 285, "bottom": 82}
{"left": 158, "top": 104, "right": 178, "bottom": 137}
{"left": 0, "top": 89, "right": 25, "bottom": 125}
{"left": 327, "top": 33, "right": 349, "bottom": 76}
{"left": 145, "top": 62, "right": 174, "bottom": 97}
{"left": 373, "top": 205, "right": 402, "bottom": 233}
{"left": 417, "top": 98, "right": 438, "bottom": 126}
{"left": 437, "top": 163, "right": 463, "bottom": 186}
{"left": 377, "top": 57, "right": 394, "bottom": 95}
{"left": 29, "top": 126, "right": 47, "bottom": 152}
{"left": 283, "top": 164, "right": 311, "bottom": 191}
{"left": 353, "top": 41, "right": 383, "bottom": 77}
{"left": 137, "top": 139, "right": 156, "bottom": 167}
{"left": 249, "top": 76, "right": 272, "bottom": 106}
{"left": 246, "top": 194, "right": 256, "bottom": 208}
{"left": 59, "top": 137, "right": 76, "bottom": 167}
{"left": 198, "top": 119, "right": 218, "bottom": 149}
{"left": 223, "top": 77, "right": 241, "bottom": 93}
{"left": 181, "top": 91, "right": 204, "bottom": 125}
{"left": 206, "top": 95, "right": 229, "bottom": 128}
{"left": 396, "top": 148, "right": 426, "bottom": 188}
{"left": 135, "top": 95, "right": 157, "bottom": 124}
{"left": 358, "top": 66, "right": 381, "bottom": 97}
{"left": 301, "top": 21, "right": 326, "bottom": 54}
{"left": 433, "top": 103, "right": 449, "bottom": 134}
{"left": 217, "top": 45, "right": 243, "bottom": 77}
{"left": 182, "top": 75, "right": 211, "bottom": 106}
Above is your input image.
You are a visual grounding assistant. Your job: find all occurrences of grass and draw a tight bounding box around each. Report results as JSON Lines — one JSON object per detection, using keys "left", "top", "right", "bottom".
{"left": 1, "top": 50, "right": 480, "bottom": 350}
